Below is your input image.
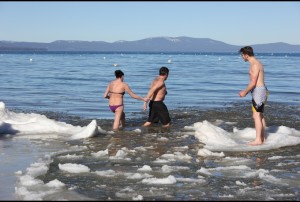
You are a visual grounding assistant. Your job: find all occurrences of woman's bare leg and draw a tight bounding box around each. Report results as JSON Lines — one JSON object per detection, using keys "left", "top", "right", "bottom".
{"left": 113, "top": 106, "right": 124, "bottom": 130}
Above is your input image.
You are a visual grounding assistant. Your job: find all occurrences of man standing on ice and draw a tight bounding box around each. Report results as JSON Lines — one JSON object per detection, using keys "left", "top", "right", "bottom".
{"left": 238, "top": 46, "right": 269, "bottom": 146}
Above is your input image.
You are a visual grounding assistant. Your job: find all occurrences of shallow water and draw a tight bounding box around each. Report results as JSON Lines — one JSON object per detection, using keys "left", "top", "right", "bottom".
{"left": 0, "top": 101, "right": 297, "bottom": 200}
{"left": 0, "top": 52, "right": 299, "bottom": 200}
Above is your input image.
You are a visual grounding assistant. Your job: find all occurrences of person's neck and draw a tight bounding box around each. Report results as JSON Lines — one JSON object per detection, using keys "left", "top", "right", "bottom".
{"left": 248, "top": 56, "right": 256, "bottom": 64}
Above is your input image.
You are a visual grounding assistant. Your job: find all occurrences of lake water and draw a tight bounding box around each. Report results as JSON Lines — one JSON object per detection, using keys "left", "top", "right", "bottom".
{"left": 0, "top": 52, "right": 299, "bottom": 200}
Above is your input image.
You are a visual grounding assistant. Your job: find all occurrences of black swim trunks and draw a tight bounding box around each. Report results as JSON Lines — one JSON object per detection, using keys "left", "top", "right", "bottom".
{"left": 147, "top": 100, "right": 171, "bottom": 125}
{"left": 252, "top": 99, "right": 265, "bottom": 113}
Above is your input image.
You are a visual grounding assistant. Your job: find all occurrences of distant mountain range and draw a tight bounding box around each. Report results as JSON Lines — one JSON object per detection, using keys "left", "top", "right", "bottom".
{"left": 1, "top": 36, "right": 300, "bottom": 53}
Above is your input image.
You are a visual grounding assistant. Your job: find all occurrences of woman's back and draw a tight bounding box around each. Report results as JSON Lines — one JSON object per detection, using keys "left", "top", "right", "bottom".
{"left": 108, "top": 80, "right": 125, "bottom": 105}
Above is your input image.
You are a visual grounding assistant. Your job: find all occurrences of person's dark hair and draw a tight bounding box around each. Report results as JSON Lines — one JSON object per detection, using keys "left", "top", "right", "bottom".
{"left": 239, "top": 46, "right": 254, "bottom": 56}
{"left": 115, "top": 70, "right": 124, "bottom": 78}
{"left": 159, "top": 66, "right": 169, "bottom": 76}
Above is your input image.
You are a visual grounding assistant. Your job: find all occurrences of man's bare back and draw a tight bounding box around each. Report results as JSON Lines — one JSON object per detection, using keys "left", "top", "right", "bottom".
{"left": 149, "top": 76, "right": 167, "bottom": 101}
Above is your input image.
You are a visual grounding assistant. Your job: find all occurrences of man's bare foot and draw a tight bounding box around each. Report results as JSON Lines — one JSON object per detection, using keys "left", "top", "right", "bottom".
{"left": 162, "top": 123, "right": 170, "bottom": 128}
{"left": 143, "top": 122, "right": 152, "bottom": 127}
{"left": 248, "top": 140, "right": 263, "bottom": 146}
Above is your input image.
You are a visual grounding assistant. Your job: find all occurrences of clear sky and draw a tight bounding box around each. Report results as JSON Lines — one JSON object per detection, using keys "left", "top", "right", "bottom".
{"left": 1, "top": 1, "right": 300, "bottom": 45}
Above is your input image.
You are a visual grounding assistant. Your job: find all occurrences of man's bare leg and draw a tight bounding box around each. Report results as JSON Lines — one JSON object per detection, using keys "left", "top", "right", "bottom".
{"left": 249, "top": 112, "right": 264, "bottom": 146}
{"left": 261, "top": 115, "right": 266, "bottom": 142}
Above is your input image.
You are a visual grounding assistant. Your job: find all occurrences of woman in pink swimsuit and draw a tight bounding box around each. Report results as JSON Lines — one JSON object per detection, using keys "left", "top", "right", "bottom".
{"left": 104, "top": 70, "right": 148, "bottom": 131}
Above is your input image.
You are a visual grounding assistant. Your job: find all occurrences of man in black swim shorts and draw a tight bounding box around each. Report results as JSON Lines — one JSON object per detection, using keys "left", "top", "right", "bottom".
{"left": 143, "top": 67, "right": 171, "bottom": 127}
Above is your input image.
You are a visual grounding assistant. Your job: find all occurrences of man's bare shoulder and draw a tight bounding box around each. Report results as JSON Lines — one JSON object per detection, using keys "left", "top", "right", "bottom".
{"left": 250, "top": 59, "right": 260, "bottom": 69}
{"left": 150, "top": 77, "right": 163, "bottom": 89}
{"left": 153, "top": 76, "right": 161, "bottom": 81}
{"left": 151, "top": 76, "right": 161, "bottom": 84}
{"left": 253, "top": 57, "right": 263, "bottom": 66}
{"left": 155, "top": 77, "right": 165, "bottom": 85}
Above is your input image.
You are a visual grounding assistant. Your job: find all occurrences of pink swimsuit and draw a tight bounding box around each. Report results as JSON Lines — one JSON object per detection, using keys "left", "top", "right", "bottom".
{"left": 108, "top": 91, "right": 125, "bottom": 112}
{"left": 109, "top": 104, "right": 123, "bottom": 112}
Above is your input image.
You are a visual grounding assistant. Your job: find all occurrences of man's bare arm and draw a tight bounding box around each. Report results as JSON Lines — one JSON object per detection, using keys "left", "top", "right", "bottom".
{"left": 146, "top": 80, "right": 164, "bottom": 99}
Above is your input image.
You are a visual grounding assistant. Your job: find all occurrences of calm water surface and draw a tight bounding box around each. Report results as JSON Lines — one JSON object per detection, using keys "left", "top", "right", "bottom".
{"left": 1, "top": 52, "right": 299, "bottom": 119}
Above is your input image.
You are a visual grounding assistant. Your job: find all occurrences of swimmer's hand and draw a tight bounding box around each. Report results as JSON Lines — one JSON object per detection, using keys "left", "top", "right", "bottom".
{"left": 143, "top": 101, "right": 148, "bottom": 111}
{"left": 238, "top": 90, "right": 247, "bottom": 97}
{"left": 143, "top": 97, "right": 149, "bottom": 102}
